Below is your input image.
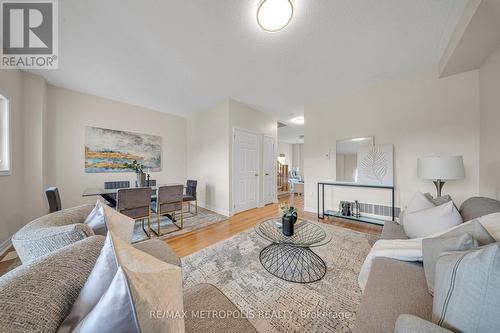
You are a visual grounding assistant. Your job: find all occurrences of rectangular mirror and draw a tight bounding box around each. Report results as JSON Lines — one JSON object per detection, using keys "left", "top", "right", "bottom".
{"left": 335, "top": 137, "right": 374, "bottom": 183}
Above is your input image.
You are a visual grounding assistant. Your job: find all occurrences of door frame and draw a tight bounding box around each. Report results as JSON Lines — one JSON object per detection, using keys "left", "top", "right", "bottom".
{"left": 262, "top": 134, "right": 277, "bottom": 205}
{"left": 231, "top": 127, "right": 261, "bottom": 215}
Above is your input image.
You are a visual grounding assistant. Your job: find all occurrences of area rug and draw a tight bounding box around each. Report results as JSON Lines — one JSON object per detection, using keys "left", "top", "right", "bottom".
{"left": 132, "top": 206, "right": 227, "bottom": 243}
{"left": 182, "top": 222, "right": 379, "bottom": 332}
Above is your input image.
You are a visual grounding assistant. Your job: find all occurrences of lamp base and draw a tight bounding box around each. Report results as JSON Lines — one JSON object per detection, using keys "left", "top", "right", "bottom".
{"left": 433, "top": 180, "right": 446, "bottom": 197}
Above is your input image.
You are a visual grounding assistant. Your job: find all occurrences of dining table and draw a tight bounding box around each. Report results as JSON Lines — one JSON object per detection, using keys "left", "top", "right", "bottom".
{"left": 82, "top": 184, "right": 185, "bottom": 221}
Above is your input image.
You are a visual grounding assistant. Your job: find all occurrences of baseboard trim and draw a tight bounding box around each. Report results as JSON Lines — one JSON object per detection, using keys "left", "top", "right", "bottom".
{"left": 197, "top": 202, "right": 230, "bottom": 217}
{"left": 0, "top": 238, "right": 12, "bottom": 257}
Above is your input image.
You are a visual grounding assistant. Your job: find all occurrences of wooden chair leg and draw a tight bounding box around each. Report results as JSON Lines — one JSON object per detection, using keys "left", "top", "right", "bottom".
{"left": 157, "top": 208, "right": 161, "bottom": 236}
{"left": 180, "top": 207, "right": 184, "bottom": 228}
{"left": 148, "top": 212, "right": 152, "bottom": 237}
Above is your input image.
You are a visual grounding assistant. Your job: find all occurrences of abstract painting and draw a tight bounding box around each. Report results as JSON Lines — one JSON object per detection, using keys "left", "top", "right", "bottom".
{"left": 357, "top": 144, "right": 393, "bottom": 186}
{"left": 85, "top": 126, "right": 161, "bottom": 173}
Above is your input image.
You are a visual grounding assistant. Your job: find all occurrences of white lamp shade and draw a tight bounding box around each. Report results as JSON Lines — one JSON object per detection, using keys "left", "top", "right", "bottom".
{"left": 418, "top": 156, "right": 465, "bottom": 180}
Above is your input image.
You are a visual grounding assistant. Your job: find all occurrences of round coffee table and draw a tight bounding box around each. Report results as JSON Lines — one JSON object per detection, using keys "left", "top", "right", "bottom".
{"left": 255, "top": 218, "right": 331, "bottom": 283}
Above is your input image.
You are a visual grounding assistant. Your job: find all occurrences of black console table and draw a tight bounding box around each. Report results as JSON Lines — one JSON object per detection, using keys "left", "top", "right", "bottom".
{"left": 317, "top": 181, "right": 395, "bottom": 225}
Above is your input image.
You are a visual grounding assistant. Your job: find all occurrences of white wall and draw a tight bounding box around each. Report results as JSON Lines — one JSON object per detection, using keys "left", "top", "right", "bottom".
{"left": 22, "top": 74, "right": 47, "bottom": 222}
{"left": 229, "top": 99, "right": 278, "bottom": 210}
{"left": 292, "top": 143, "right": 304, "bottom": 178}
{"left": 304, "top": 69, "right": 480, "bottom": 213}
{"left": 0, "top": 70, "right": 25, "bottom": 252}
{"left": 187, "top": 101, "right": 230, "bottom": 216}
{"left": 45, "top": 86, "right": 188, "bottom": 208}
{"left": 187, "top": 99, "right": 278, "bottom": 215}
{"left": 278, "top": 141, "right": 293, "bottom": 166}
{"left": 479, "top": 45, "right": 500, "bottom": 199}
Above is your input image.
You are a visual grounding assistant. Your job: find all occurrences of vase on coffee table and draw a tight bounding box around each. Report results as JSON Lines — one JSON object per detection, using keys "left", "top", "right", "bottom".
{"left": 281, "top": 213, "right": 297, "bottom": 236}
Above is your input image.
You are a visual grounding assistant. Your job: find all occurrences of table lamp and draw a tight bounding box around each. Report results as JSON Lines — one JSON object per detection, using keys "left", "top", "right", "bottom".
{"left": 417, "top": 156, "right": 465, "bottom": 197}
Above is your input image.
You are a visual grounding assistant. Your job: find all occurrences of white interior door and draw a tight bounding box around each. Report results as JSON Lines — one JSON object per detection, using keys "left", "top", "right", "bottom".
{"left": 263, "top": 136, "right": 276, "bottom": 205}
{"left": 233, "top": 129, "right": 259, "bottom": 213}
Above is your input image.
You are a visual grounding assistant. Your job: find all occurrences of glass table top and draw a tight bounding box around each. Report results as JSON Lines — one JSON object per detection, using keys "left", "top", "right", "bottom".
{"left": 255, "top": 218, "right": 331, "bottom": 248}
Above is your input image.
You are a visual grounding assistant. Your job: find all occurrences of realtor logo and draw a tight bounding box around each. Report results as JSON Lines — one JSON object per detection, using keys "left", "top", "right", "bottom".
{"left": 1, "top": 0, "right": 58, "bottom": 69}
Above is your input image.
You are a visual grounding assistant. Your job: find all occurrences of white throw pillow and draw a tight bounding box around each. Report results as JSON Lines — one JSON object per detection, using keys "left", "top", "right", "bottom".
{"left": 398, "top": 192, "right": 436, "bottom": 225}
{"left": 403, "top": 201, "right": 463, "bottom": 238}
{"left": 58, "top": 231, "right": 184, "bottom": 333}
{"left": 84, "top": 200, "right": 135, "bottom": 243}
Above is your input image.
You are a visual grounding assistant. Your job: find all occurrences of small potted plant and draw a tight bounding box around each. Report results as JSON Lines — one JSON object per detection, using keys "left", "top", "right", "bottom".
{"left": 279, "top": 203, "right": 298, "bottom": 236}
{"left": 124, "top": 160, "right": 146, "bottom": 187}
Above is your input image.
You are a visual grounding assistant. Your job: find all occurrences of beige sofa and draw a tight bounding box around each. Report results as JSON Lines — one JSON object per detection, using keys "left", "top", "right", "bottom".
{"left": 2, "top": 210, "right": 257, "bottom": 332}
{"left": 353, "top": 197, "right": 500, "bottom": 333}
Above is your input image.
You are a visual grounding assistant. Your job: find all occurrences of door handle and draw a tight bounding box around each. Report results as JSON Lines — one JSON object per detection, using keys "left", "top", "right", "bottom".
{"left": 255, "top": 173, "right": 259, "bottom": 176}
{"left": 265, "top": 173, "right": 269, "bottom": 176}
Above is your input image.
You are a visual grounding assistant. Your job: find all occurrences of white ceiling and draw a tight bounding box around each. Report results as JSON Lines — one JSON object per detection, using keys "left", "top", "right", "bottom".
{"left": 29, "top": 0, "right": 466, "bottom": 123}
{"left": 278, "top": 124, "right": 304, "bottom": 144}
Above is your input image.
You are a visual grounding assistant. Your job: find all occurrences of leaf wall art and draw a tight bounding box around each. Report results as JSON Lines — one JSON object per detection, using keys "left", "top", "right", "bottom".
{"left": 357, "top": 144, "right": 394, "bottom": 186}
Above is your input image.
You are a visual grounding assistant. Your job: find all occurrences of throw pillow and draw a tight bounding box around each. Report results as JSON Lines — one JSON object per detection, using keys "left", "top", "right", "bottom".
{"left": 422, "top": 233, "right": 477, "bottom": 295}
{"left": 403, "top": 201, "right": 463, "bottom": 238}
{"left": 58, "top": 231, "right": 184, "bottom": 333}
{"left": 83, "top": 200, "right": 106, "bottom": 235}
{"left": 432, "top": 244, "right": 500, "bottom": 333}
{"left": 424, "top": 193, "right": 452, "bottom": 206}
{"left": 437, "top": 217, "right": 496, "bottom": 246}
{"left": 477, "top": 212, "right": 500, "bottom": 241}
{"left": 398, "top": 192, "right": 436, "bottom": 225}
{"left": 84, "top": 200, "right": 135, "bottom": 243}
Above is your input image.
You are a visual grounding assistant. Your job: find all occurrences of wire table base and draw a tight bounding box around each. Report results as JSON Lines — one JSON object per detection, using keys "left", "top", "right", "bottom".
{"left": 259, "top": 243, "right": 327, "bottom": 283}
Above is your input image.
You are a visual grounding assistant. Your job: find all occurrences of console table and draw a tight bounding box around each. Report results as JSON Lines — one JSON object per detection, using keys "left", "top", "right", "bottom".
{"left": 317, "top": 181, "right": 395, "bottom": 225}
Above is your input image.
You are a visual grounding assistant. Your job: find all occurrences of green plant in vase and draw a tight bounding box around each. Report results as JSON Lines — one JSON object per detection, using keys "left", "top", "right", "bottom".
{"left": 279, "top": 203, "right": 298, "bottom": 236}
{"left": 124, "top": 160, "right": 146, "bottom": 187}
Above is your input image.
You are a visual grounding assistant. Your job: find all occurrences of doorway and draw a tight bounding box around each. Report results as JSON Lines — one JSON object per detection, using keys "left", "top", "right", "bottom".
{"left": 233, "top": 128, "right": 259, "bottom": 213}
{"left": 263, "top": 136, "right": 276, "bottom": 205}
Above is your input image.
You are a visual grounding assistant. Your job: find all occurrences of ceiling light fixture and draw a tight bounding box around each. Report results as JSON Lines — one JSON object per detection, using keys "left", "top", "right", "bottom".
{"left": 291, "top": 116, "right": 304, "bottom": 124}
{"left": 257, "top": 0, "right": 294, "bottom": 32}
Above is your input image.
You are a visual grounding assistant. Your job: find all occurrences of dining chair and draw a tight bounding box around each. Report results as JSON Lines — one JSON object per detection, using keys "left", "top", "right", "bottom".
{"left": 103, "top": 181, "right": 130, "bottom": 207}
{"left": 151, "top": 185, "right": 184, "bottom": 236}
{"left": 183, "top": 180, "right": 198, "bottom": 215}
{"left": 116, "top": 187, "right": 152, "bottom": 238}
{"left": 45, "top": 187, "right": 61, "bottom": 213}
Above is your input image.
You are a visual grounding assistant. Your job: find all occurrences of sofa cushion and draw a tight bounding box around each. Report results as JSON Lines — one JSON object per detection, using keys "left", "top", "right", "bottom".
{"left": 433, "top": 243, "right": 500, "bottom": 333}
{"left": 0, "top": 236, "right": 104, "bottom": 333}
{"left": 459, "top": 196, "right": 500, "bottom": 222}
{"left": 352, "top": 257, "right": 433, "bottom": 333}
{"left": 12, "top": 204, "right": 95, "bottom": 263}
{"left": 184, "top": 283, "right": 258, "bottom": 333}
{"left": 422, "top": 233, "right": 477, "bottom": 295}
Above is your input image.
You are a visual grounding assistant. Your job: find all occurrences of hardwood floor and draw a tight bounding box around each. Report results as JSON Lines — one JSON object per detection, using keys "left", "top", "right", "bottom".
{"left": 166, "top": 194, "right": 382, "bottom": 257}
{"left": 0, "top": 194, "right": 382, "bottom": 276}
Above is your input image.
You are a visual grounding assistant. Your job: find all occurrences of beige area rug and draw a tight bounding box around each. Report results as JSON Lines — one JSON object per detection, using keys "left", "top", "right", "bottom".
{"left": 182, "top": 222, "right": 378, "bottom": 332}
{"left": 132, "top": 206, "right": 227, "bottom": 243}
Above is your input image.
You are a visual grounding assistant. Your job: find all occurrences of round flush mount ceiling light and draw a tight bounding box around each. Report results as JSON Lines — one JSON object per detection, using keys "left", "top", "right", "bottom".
{"left": 291, "top": 116, "right": 304, "bottom": 124}
{"left": 257, "top": 0, "right": 294, "bottom": 32}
